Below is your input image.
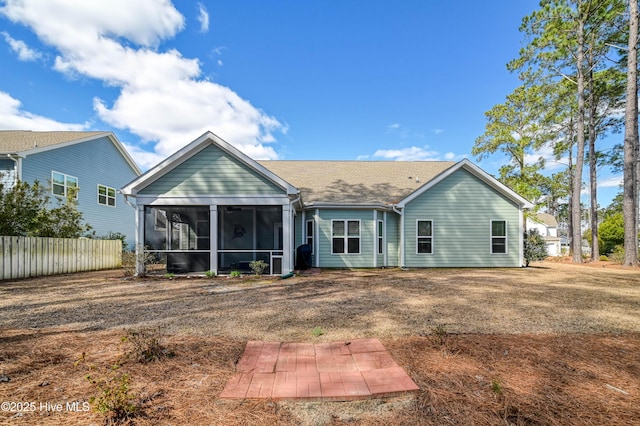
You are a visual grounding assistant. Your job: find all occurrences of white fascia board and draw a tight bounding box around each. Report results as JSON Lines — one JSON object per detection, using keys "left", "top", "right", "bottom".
{"left": 303, "top": 202, "right": 393, "bottom": 210}
{"left": 397, "top": 158, "right": 534, "bottom": 209}
{"left": 134, "top": 194, "right": 293, "bottom": 206}
{"left": 121, "top": 131, "right": 299, "bottom": 196}
{"left": 16, "top": 132, "right": 111, "bottom": 156}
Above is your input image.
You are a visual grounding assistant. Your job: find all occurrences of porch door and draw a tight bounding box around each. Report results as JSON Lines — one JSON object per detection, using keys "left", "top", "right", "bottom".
{"left": 273, "top": 223, "right": 283, "bottom": 275}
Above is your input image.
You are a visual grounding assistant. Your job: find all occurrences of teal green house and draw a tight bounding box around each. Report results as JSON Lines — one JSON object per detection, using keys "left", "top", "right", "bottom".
{"left": 121, "top": 132, "right": 533, "bottom": 275}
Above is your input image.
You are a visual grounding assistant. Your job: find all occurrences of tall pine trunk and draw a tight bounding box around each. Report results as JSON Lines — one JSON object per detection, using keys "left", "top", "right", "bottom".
{"left": 571, "top": 5, "right": 586, "bottom": 263}
{"left": 623, "top": 0, "right": 639, "bottom": 266}
{"left": 588, "top": 64, "right": 599, "bottom": 261}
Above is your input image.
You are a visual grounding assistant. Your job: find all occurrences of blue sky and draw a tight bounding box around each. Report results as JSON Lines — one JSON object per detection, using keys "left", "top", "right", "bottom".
{"left": 0, "top": 0, "right": 622, "bottom": 207}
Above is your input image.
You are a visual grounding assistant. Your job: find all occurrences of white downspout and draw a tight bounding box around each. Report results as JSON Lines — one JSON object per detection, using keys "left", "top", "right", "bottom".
{"left": 6, "top": 154, "right": 22, "bottom": 184}
{"left": 383, "top": 210, "right": 388, "bottom": 267}
{"left": 289, "top": 196, "right": 301, "bottom": 273}
{"left": 392, "top": 204, "right": 405, "bottom": 268}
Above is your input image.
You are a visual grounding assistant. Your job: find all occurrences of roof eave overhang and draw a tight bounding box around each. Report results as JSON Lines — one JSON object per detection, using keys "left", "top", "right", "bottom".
{"left": 7, "top": 132, "right": 142, "bottom": 176}
{"left": 396, "top": 159, "right": 534, "bottom": 209}
{"left": 121, "top": 131, "right": 299, "bottom": 197}
{"left": 302, "top": 202, "right": 393, "bottom": 210}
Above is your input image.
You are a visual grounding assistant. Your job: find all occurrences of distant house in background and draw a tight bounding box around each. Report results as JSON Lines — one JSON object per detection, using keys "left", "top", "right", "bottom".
{"left": 0, "top": 131, "right": 141, "bottom": 248}
{"left": 526, "top": 212, "right": 562, "bottom": 256}
{"left": 122, "top": 131, "right": 533, "bottom": 275}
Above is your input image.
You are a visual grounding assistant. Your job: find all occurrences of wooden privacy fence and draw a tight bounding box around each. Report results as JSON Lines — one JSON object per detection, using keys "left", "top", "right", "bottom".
{"left": 0, "top": 236, "right": 122, "bottom": 280}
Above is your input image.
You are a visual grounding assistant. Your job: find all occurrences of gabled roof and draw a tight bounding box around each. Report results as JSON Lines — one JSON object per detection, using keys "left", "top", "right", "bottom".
{"left": 0, "top": 130, "right": 141, "bottom": 175}
{"left": 258, "top": 160, "right": 455, "bottom": 205}
{"left": 121, "top": 131, "right": 299, "bottom": 196}
{"left": 530, "top": 212, "right": 558, "bottom": 227}
{"left": 396, "top": 159, "right": 534, "bottom": 209}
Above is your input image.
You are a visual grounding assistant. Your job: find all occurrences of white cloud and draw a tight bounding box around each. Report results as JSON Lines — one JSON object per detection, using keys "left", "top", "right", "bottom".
{"left": 598, "top": 175, "right": 623, "bottom": 188}
{"left": 432, "top": 128, "right": 444, "bottom": 135}
{"left": 524, "top": 144, "right": 570, "bottom": 171}
{"left": 0, "top": 91, "right": 88, "bottom": 130}
{"left": 373, "top": 146, "right": 440, "bottom": 161}
{"left": 121, "top": 142, "right": 165, "bottom": 171}
{"left": 1, "top": 31, "right": 41, "bottom": 61}
{"left": 0, "top": 0, "right": 284, "bottom": 165}
{"left": 197, "top": 3, "right": 209, "bottom": 33}
{"left": 387, "top": 123, "right": 400, "bottom": 130}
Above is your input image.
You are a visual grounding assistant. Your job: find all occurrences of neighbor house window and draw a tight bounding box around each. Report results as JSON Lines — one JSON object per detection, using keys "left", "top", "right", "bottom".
{"left": 491, "top": 220, "right": 507, "bottom": 254}
{"left": 306, "top": 219, "right": 314, "bottom": 253}
{"left": 377, "top": 220, "right": 383, "bottom": 254}
{"left": 97, "top": 184, "right": 116, "bottom": 207}
{"left": 417, "top": 220, "right": 433, "bottom": 254}
{"left": 52, "top": 171, "right": 78, "bottom": 199}
{"left": 332, "top": 220, "right": 360, "bottom": 254}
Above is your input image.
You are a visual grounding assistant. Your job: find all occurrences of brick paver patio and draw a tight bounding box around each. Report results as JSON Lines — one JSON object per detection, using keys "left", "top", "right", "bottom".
{"left": 220, "top": 338, "right": 419, "bottom": 400}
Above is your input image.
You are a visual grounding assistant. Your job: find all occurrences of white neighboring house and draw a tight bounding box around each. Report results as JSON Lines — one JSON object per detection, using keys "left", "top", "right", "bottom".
{"left": 526, "top": 213, "right": 562, "bottom": 256}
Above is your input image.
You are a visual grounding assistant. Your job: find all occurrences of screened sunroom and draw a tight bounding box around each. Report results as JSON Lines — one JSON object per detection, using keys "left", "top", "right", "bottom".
{"left": 143, "top": 205, "right": 285, "bottom": 275}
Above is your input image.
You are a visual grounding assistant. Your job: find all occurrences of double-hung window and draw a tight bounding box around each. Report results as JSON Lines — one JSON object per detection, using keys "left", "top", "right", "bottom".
{"left": 332, "top": 220, "right": 360, "bottom": 254}
{"left": 377, "top": 220, "right": 383, "bottom": 254}
{"left": 491, "top": 220, "right": 507, "bottom": 254}
{"left": 98, "top": 184, "right": 116, "bottom": 207}
{"left": 52, "top": 171, "right": 78, "bottom": 199}
{"left": 306, "top": 219, "right": 314, "bottom": 253}
{"left": 417, "top": 220, "right": 433, "bottom": 254}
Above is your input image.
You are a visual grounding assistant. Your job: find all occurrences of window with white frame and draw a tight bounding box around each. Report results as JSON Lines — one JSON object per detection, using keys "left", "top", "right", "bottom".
{"left": 417, "top": 220, "right": 433, "bottom": 254}
{"left": 332, "top": 220, "right": 360, "bottom": 254}
{"left": 97, "top": 184, "right": 116, "bottom": 207}
{"left": 306, "top": 219, "right": 314, "bottom": 253}
{"left": 51, "top": 171, "right": 78, "bottom": 199}
{"left": 377, "top": 220, "right": 383, "bottom": 254}
{"left": 491, "top": 220, "right": 507, "bottom": 254}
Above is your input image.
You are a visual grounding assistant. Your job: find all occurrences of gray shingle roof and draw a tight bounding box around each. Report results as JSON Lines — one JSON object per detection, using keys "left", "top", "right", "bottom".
{"left": 258, "top": 160, "right": 456, "bottom": 205}
{"left": 0, "top": 130, "right": 108, "bottom": 153}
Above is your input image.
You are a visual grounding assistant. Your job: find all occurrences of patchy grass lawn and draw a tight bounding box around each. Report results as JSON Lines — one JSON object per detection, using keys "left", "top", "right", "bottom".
{"left": 1, "top": 262, "right": 639, "bottom": 425}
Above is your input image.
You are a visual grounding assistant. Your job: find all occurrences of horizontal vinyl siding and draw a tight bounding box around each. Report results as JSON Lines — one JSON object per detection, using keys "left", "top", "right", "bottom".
{"left": 20, "top": 137, "right": 139, "bottom": 247}
{"left": 386, "top": 213, "right": 400, "bottom": 267}
{"left": 404, "top": 169, "right": 521, "bottom": 267}
{"left": 317, "top": 210, "right": 375, "bottom": 268}
{"left": 139, "top": 144, "right": 284, "bottom": 196}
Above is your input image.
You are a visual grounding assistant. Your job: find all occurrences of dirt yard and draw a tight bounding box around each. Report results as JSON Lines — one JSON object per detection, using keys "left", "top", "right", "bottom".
{"left": 1, "top": 262, "right": 639, "bottom": 425}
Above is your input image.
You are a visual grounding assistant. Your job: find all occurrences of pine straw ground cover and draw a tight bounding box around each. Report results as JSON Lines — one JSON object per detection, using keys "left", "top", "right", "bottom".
{"left": 0, "top": 262, "right": 639, "bottom": 425}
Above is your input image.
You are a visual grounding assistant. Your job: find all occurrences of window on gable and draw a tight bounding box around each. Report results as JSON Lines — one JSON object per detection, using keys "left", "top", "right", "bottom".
{"left": 306, "top": 219, "right": 314, "bottom": 254}
{"left": 417, "top": 220, "right": 433, "bottom": 254}
{"left": 52, "top": 171, "right": 78, "bottom": 199}
{"left": 98, "top": 184, "right": 116, "bottom": 207}
{"left": 491, "top": 220, "right": 507, "bottom": 254}
{"left": 332, "top": 220, "right": 360, "bottom": 254}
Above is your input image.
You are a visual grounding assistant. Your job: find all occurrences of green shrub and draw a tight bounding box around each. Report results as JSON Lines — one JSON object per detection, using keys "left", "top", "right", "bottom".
{"left": 599, "top": 255, "right": 609, "bottom": 261}
{"left": 249, "top": 260, "right": 268, "bottom": 276}
{"left": 86, "top": 366, "right": 137, "bottom": 423}
{"left": 609, "top": 245, "right": 625, "bottom": 263}
{"left": 311, "top": 326, "right": 324, "bottom": 337}
{"left": 230, "top": 270, "right": 241, "bottom": 278}
{"left": 523, "top": 229, "right": 547, "bottom": 266}
{"left": 205, "top": 270, "right": 216, "bottom": 278}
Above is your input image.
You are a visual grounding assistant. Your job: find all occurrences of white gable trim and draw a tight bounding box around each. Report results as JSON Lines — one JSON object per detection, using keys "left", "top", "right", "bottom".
{"left": 396, "top": 159, "right": 534, "bottom": 209}
{"left": 121, "top": 131, "right": 299, "bottom": 196}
